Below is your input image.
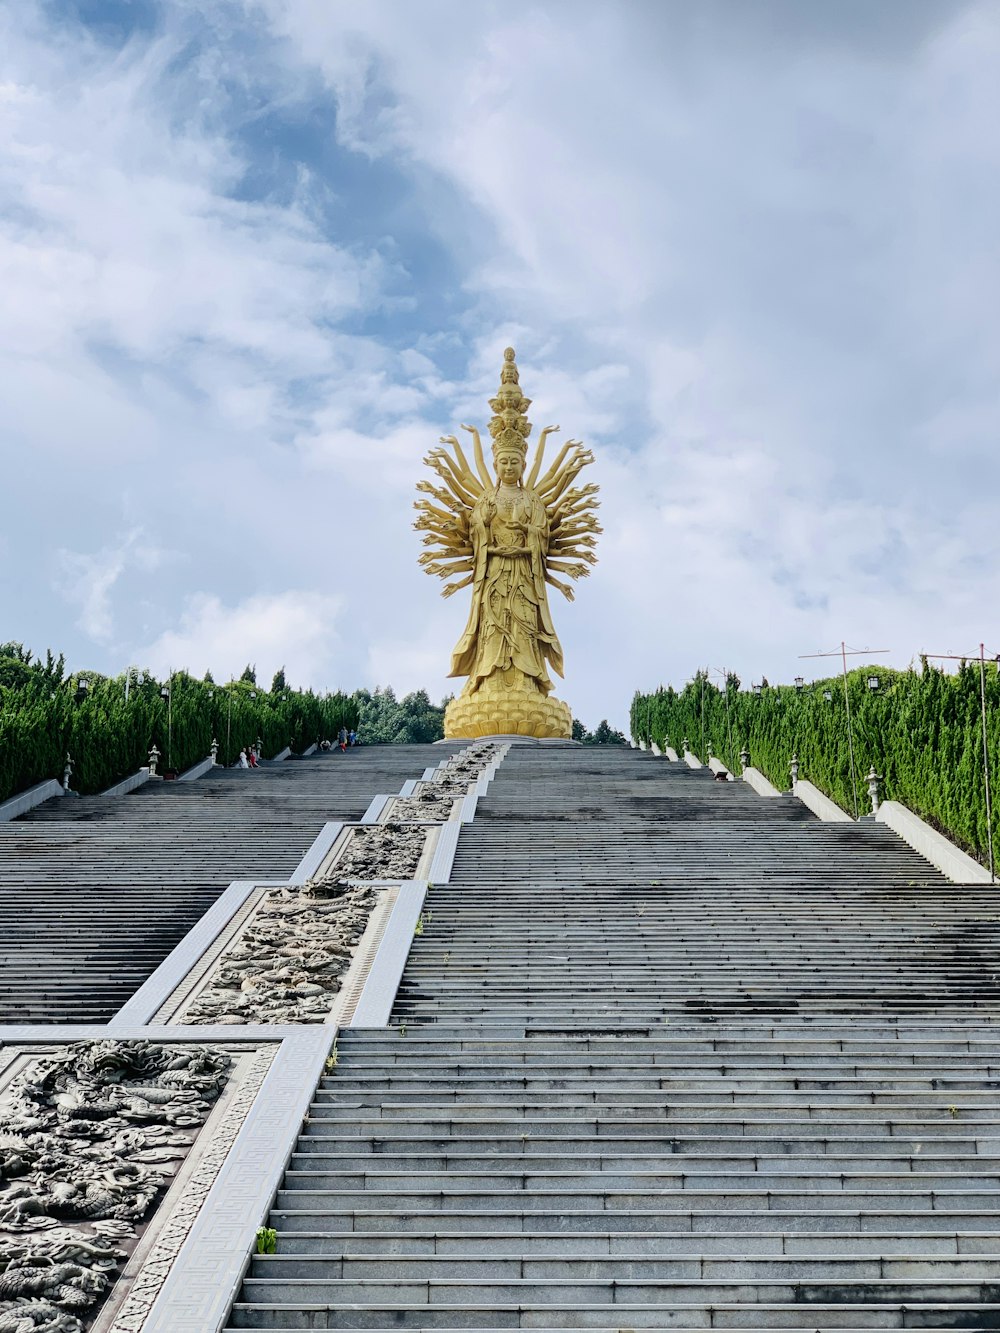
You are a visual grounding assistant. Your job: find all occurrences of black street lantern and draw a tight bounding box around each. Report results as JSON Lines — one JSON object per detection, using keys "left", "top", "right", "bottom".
{"left": 867, "top": 675, "right": 880, "bottom": 691}
{"left": 794, "top": 676, "right": 804, "bottom": 691}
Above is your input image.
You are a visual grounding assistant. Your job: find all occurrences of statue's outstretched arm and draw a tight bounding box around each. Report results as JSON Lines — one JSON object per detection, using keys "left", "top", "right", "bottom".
{"left": 413, "top": 497, "right": 458, "bottom": 526}
{"left": 547, "top": 558, "right": 591, "bottom": 579}
{"left": 423, "top": 454, "right": 479, "bottom": 508}
{"left": 534, "top": 441, "right": 573, "bottom": 494}
{"left": 526, "top": 425, "right": 559, "bottom": 490}
{"left": 442, "top": 574, "right": 474, "bottom": 597}
{"left": 437, "top": 436, "right": 484, "bottom": 496}
{"left": 539, "top": 445, "right": 594, "bottom": 504}
{"left": 460, "top": 424, "right": 493, "bottom": 489}
{"left": 430, "top": 444, "right": 482, "bottom": 501}
{"left": 545, "top": 572, "right": 575, "bottom": 601}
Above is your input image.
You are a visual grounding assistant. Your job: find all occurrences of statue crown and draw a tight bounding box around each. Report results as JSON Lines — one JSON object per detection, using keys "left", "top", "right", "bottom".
{"left": 489, "top": 347, "right": 531, "bottom": 456}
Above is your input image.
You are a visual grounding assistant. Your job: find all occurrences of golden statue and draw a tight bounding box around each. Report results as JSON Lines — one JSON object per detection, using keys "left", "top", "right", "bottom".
{"left": 414, "top": 348, "right": 601, "bottom": 738}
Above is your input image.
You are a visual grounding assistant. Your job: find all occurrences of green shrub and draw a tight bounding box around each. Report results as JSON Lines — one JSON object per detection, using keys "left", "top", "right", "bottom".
{"left": 0, "top": 645, "right": 358, "bottom": 801}
{"left": 632, "top": 661, "right": 1000, "bottom": 868}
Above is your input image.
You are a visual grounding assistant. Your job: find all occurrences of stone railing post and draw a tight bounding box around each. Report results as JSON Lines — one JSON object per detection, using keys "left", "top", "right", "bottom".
{"left": 63, "top": 752, "right": 73, "bottom": 792}
{"left": 148, "top": 745, "right": 160, "bottom": 777}
{"left": 789, "top": 752, "right": 799, "bottom": 788}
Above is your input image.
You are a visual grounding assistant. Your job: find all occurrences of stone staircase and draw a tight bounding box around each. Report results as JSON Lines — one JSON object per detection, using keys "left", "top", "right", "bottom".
{"left": 0, "top": 744, "right": 451, "bottom": 1023}
{"left": 229, "top": 748, "right": 1000, "bottom": 1330}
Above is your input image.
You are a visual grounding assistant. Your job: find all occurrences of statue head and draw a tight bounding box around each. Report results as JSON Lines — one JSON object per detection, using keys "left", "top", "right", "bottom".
{"left": 494, "top": 448, "right": 525, "bottom": 487}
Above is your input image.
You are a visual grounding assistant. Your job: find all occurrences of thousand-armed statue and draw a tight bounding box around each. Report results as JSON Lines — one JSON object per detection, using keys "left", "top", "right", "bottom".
{"left": 415, "top": 348, "right": 601, "bottom": 738}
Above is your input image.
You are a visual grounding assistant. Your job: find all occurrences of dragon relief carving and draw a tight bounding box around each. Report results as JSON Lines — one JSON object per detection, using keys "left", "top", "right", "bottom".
{"left": 179, "top": 743, "right": 503, "bottom": 1026}
{"left": 0, "top": 1040, "right": 231, "bottom": 1332}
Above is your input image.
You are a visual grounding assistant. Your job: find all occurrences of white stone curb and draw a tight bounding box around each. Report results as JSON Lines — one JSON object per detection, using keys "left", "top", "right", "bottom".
{"left": 135, "top": 1026, "right": 334, "bottom": 1333}
{"left": 99, "top": 768, "right": 152, "bottom": 798}
{"left": 268, "top": 746, "right": 292, "bottom": 763}
{"left": 288, "top": 821, "right": 345, "bottom": 884}
{"left": 877, "top": 799, "right": 994, "bottom": 884}
{"left": 350, "top": 881, "right": 429, "bottom": 1027}
{"left": 795, "top": 778, "right": 853, "bottom": 822}
{"left": 683, "top": 750, "right": 703, "bottom": 769}
{"left": 178, "top": 754, "right": 215, "bottom": 782}
{"left": 0, "top": 778, "right": 66, "bottom": 821}
{"left": 664, "top": 746, "right": 679, "bottom": 762}
{"left": 360, "top": 794, "right": 391, "bottom": 824}
{"left": 742, "top": 766, "right": 782, "bottom": 798}
{"left": 650, "top": 742, "right": 662, "bottom": 756}
{"left": 426, "top": 820, "right": 462, "bottom": 883}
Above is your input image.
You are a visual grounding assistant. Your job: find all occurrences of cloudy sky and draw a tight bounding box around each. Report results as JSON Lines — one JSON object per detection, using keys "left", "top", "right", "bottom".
{"left": 2, "top": 0, "right": 998, "bottom": 730}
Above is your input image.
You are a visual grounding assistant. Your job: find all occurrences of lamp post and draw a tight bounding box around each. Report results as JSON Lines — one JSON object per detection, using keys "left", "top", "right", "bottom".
{"left": 225, "top": 683, "right": 234, "bottom": 767}
{"left": 123, "top": 666, "right": 144, "bottom": 703}
{"left": 160, "top": 676, "right": 172, "bottom": 773}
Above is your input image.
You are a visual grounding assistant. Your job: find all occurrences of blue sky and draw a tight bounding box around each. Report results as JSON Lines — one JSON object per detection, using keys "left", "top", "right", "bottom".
{"left": 2, "top": 0, "right": 999, "bottom": 729}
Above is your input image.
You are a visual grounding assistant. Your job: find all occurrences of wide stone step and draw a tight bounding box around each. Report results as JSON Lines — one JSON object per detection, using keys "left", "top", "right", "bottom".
{"left": 272, "top": 1186, "right": 1000, "bottom": 1211}
{"left": 248, "top": 1253, "right": 1000, "bottom": 1281}
{"left": 280, "top": 1168, "right": 1000, "bottom": 1190}
{"left": 267, "top": 1230, "right": 1000, "bottom": 1257}
{"left": 288, "top": 1151, "right": 999, "bottom": 1173}
{"left": 225, "top": 1302, "right": 1000, "bottom": 1329}
{"left": 236, "top": 1274, "right": 1000, "bottom": 1304}
{"left": 268, "top": 1207, "right": 1000, "bottom": 1235}
{"left": 293, "top": 1134, "right": 995, "bottom": 1155}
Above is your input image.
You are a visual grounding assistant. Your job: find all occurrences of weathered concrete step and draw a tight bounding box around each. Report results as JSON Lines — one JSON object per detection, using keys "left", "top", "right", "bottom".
{"left": 304, "top": 1109, "right": 1000, "bottom": 1131}
{"left": 280, "top": 1168, "right": 1000, "bottom": 1190}
{"left": 311, "top": 1090, "right": 1000, "bottom": 1108}
{"left": 288, "top": 1151, "right": 1000, "bottom": 1173}
{"left": 317, "top": 1066, "right": 1000, "bottom": 1087}
{"left": 294, "top": 1134, "right": 997, "bottom": 1155}
{"left": 248, "top": 1253, "right": 1000, "bottom": 1280}
{"left": 268, "top": 1230, "right": 1000, "bottom": 1257}
{"left": 224, "top": 1302, "right": 1000, "bottom": 1328}
{"left": 273, "top": 1187, "right": 1000, "bottom": 1211}
{"left": 333, "top": 1044, "right": 1000, "bottom": 1060}
{"left": 342, "top": 1037, "right": 1000, "bottom": 1051}
{"left": 238, "top": 1274, "right": 1000, "bottom": 1303}
{"left": 268, "top": 1207, "right": 1000, "bottom": 1236}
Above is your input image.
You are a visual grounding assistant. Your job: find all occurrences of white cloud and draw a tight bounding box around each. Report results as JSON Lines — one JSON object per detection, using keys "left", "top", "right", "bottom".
{"left": 54, "top": 528, "right": 169, "bottom": 644}
{"left": 137, "top": 590, "right": 345, "bottom": 690}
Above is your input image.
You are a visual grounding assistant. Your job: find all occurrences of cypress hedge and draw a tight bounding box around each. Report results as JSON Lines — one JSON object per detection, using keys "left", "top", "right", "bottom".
{"left": 631, "top": 661, "right": 1000, "bottom": 869}
{"left": 0, "top": 644, "right": 358, "bottom": 802}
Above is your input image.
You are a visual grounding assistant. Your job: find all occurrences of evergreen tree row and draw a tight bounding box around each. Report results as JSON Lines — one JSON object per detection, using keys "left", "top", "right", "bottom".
{"left": 0, "top": 643, "right": 449, "bottom": 802}
{"left": 631, "top": 662, "right": 1000, "bottom": 869}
